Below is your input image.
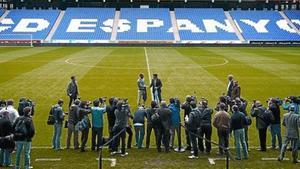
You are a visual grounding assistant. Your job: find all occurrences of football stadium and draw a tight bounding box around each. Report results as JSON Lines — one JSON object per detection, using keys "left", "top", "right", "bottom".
{"left": 0, "top": 0, "right": 299, "bottom": 169}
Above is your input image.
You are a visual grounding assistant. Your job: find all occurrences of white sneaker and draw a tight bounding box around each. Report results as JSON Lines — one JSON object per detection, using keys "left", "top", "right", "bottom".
{"left": 188, "top": 155, "right": 198, "bottom": 159}
{"left": 120, "top": 152, "right": 128, "bottom": 157}
{"left": 110, "top": 151, "right": 117, "bottom": 156}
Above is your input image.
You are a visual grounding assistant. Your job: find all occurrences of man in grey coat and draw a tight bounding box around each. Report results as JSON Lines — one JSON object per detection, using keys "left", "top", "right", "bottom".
{"left": 278, "top": 106, "right": 300, "bottom": 163}
{"left": 67, "top": 76, "right": 79, "bottom": 108}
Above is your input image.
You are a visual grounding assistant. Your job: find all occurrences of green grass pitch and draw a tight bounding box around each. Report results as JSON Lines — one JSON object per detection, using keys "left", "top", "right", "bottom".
{"left": 0, "top": 46, "right": 299, "bottom": 169}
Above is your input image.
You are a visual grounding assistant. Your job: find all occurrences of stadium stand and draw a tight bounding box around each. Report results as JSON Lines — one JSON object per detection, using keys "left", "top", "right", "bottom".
{"left": 284, "top": 10, "right": 300, "bottom": 30}
{"left": 116, "top": 8, "right": 174, "bottom": 41}
{"left": 230, "top": 10, "right": 300, "bottom": 41}
{"left": 0, "top": 9, "right": 60, "bottom": 40}
{"left": 174, "top": 8, "right": 239, "bottom": 42}
{"left": 52, "top": 8, "right": 115, "bottom": 43}
{"left": 0, "top": 8, "right": 4, "bottom": 17}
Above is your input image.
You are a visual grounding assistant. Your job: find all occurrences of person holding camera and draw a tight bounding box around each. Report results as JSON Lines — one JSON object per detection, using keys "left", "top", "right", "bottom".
{"left": 213, "top": 103, "right": 231, "bottom": 156}
{"left": 185, "top": 101, "right": 201, "bottom": 159}
{"left": 198, "top": 99, "right": 213, "bottom": 154}
{"left": 91, "top": 99, "right": 106, "bottom": 151}
{"left": 0, "top": 111, "right": 14, "bottom": 167}
{"left": 235, "top": 98, "right": 250, "bottom": 150}
{"left": 106, "top": 98, "right": 117, "bottom": 152}
{"left": 149, "top": 74, "right": 162, "bottom": 103}
{"left": 230, "top": 105, "right": 248, "bottom": 160}
{"left": 14, "top": 107, "right": 35, "bottom": 169}
{"left": 77, "top": 101, "right": 91, "bottom": 152}
{"left": 268, "top": 99, "right": 282, "bottom": 150}
{"left": 169, "top": 98, "right": 182, "bottom": 151}
{"left": 66, "top": 99, "right": 80, "bottom": 150}
{"left": 156, "top": 101, "right": 172, "bottom": 153}
{"left": 251, "top": 100, "right": 274, "bottom": 152}
{"left": 137, "top": 73, "right": 147, "bottom": 106}
{"left": 278, "top": 106, "right": 300, "bottom": 163}
{"left": 111, "top": 100, "right": 130, "bottom": 156}
{"left": 52, "top": 99, "right": 65, "bottom": 151}
{"left": 181, "top": 95, "right": 193, "bottom": 150}
{"left": 67, "top": 76, "right": 79, "bottom": 108}
{"left": 145, "top": 101, "right": 158, "bottom": 149}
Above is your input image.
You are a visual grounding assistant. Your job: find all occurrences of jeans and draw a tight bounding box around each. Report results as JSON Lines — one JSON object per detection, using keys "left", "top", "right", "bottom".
{"left": 169, "top": 125, "right": 182, "bottom": 149}
{"left": 0, "top": 148, "right": 11, "bottom": 166}
{"left": 217, "top": 129, "right": 229, "bottom": 154}
{"left": 258, "top": 128, "right": 267, "bottom": 151}
{"left": 134, "top": 125, "right": 145, "bottom": 148}
{"left": 270, "top": 124, "right": 282, "bottom": 149}
{"left": 68, "top": 95, "right": 77, "bottom": 108}
{"left": 153, "top": 90, "right": 162, "bottom": 103}
{"left": 112, "top": 127, "right": 126, "bottom": 154}
{"left": 137, "top": 90, "right": 147, "bottom": 105}
{"left": 81, "top": 128, "right": 89, "bottom": 151}
{"left": 15, "top": 141, "right": 31, "bottom": 169}
{"left": 146, "top": 123, "right": 156, "bottom": 148}
{"left": 156, "top": 125, "right": 170, "bottom": 152}
{"left": 91, "top": 127, "right": 103, "bottom": 151}
{"left": 199, "top": 125, "right": 212, "bottom": 153}
{"left": 233, "top": 128, "right": 248, "bottom": 159}
{"left": 52, "top": 123, "right": 62, "bottom": 150}
{"left": 190, "top": 130, "right": 199, "bottom": 157}
{"left": 279, "top": 137, "right": 299, "bottom": 163}
{"left": 126, "top": 126, "right": 133, "bottom": 149}
{"left": 184, "top": 123, "right": 191, "bottom": 150}
{"left": 66, "top": 123, "right": 79, "bottom": 149}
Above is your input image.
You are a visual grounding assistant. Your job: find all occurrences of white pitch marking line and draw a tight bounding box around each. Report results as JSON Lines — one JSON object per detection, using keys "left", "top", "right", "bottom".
{"left": 144, "top": 47, "right": 154, "bottom": 101}
{"left": 35, "top": 158, "right": 61, "bottom": 162}
{"left": 96, "top": 158, "right": 117, "bottom": 167}
{"left": 208, "top": 158, "right": 228, "bottom": 165}
{"left": 261, "top": 158, "right": 289, "bottom": 161}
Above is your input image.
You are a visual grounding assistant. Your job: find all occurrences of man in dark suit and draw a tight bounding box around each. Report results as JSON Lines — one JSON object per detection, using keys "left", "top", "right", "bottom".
{"left": 67, "top": 76, "right": 79, "bottom": 108}
{"left": 226, "top": 75, "right": 234, "bottom": 97}
{"left": 149, "top": 74, "right": 162, "bottom": 103}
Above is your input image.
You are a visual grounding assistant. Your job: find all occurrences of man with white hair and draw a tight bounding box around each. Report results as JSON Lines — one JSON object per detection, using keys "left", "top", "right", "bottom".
{"left": 278, "top": 106, "right": 300, "bottom": 163}
{"left": 0, "top": 99, "right": 19, "bottom": 124}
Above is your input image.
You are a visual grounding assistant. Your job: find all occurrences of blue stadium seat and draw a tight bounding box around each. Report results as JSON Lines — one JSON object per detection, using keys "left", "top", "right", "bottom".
{"left": 0, "top": 8, "right": 4, "bottom": 17}
{"left": 117, "top": 8, "right": 174, "bottom": 41}
{"left": 174, "top": 8, "right": 239, "bottom": 41}
{"left": 230, "top": 11, "right": 300, "bottom": 41}
{"left": 52, "top": 8, "right": 115, "bottom": 42}
{"left": 0, "top": 9, "right": 60, "bottom": 40}
{"left": 284, "top": 10, "right": 300, "bottom": 30}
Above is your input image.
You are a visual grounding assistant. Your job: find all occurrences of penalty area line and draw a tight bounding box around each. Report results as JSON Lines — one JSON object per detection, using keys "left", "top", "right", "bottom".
{"left": 96, "top": 158, "right": 117, "bottom": 167}
{"left": 35, "top": 158, "right": 61, "bottom": 162}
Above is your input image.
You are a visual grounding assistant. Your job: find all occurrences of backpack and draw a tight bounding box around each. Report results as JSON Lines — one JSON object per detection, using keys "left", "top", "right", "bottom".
{"left": 75, "top": 116, "right": 89, "bottom": 131}
{"left": 14, "top": 118, "right": 28, "bottom": 141}
{"left": 151, "top": 113, "right": 160, "bottom": 125}
{"left": 47, "top": 106, "right": 55, "bottom": 125}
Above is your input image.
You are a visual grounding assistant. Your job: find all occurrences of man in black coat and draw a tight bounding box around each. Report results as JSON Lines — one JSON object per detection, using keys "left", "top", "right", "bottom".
{"left": 0, "top": 111, "right": 14, "bottom": 167}
{"left": 181, "top": 96, "right": 193, "bottom": 150}
{"left": 145, "top": 101, "right": 158, "bottom": 149}
{"left": 156, "top": 101, "right": 171, "bottom": 152}
{"left": 106, "top": 98, "right": 117, "bottom": 151}
{"left": 226, "top": 75, "right": 234, "bottom": 97}
{"left": 149, "top": 74, "right": 162, "bottom": 103}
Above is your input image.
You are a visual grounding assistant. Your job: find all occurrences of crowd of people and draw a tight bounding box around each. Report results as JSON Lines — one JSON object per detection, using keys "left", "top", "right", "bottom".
{"left": 0, "top": 74, "right": 299, "bottom": 169}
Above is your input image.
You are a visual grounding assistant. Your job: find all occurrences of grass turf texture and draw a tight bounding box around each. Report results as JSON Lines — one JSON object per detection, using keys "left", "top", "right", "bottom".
{"left": 0, "top": 47, "right": 299, "bottom": 169}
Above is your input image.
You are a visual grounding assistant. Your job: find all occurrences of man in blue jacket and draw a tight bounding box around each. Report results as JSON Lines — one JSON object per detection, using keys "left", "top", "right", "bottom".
{"left": 133, "top": 105, "right": 147, "bottom": 149}
{"left": 169, "top": 98, "right": 182, "bottom": 151}
{"left": 52, "top": 99, "right": 64, "bottom": 151}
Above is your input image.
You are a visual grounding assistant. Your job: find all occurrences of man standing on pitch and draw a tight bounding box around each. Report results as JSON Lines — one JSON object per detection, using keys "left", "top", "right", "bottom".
{"left": 67, "top": 76, "right": 79, "bottom": 108}
{"left": 137, "top": 73, "right": 147, "bottom": 105}
{"left": 226, "top": 75, "right": 234, "bottom": 98}
{"left": 149, "top": 74, "right": 162, "bottom": 103}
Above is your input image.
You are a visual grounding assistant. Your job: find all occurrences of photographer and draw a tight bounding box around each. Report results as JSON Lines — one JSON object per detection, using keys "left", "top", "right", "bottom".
{"left": 198, "top": 99, "right": 213, "bottom": 154}
{"left": 52, "top": 99, "right": 65, "bottom": 151}
{"left": 77, "top": 101, "right": 91, "bottom": 152}
{"left": 145, "top": 101, "right": 158, "bottom": 149}
{"left": 133, "top": 105, "right": 146, "bottom": 149}
{"left": 18, "top": 98, "right": 35, "bottom": 116}
{"left": 156, "top": 101, "right": 172, "bottom": 153}
{"left": 14, "top": 107, "right": 35, "bottom": 169}
{"left": 181, "top": 95, "right": 193, "bottom": 150}
{"left": 169, "top": 98, "right": 182, "bottom": 151}
{"left": 111, "top": 100, "right": 130, "bottom": 157}
{"left": 283, "top": 96, "right": 299, "bottom": 114}
{"left": 235, "top": 98, "right": 249, "bottom": 150}
{"left": 268, "top": 98, "right": 282, "bottom": 150}
{"left": 91, "top": 99, "right": 106, "bottom": 151}
{"left": 215, "top": 95, "right": 229, "bottom": 112}
{"left": 106, "top": 97, "right": 117, "bottom": 151}
{"left": 251, "top": 100, "right": 274, "bottom": 152}
{"left": 66, "top": 99, "right": 80, "bottom": 150}
{"left": 0, "top": 111, "right": 14, "bottom": 167}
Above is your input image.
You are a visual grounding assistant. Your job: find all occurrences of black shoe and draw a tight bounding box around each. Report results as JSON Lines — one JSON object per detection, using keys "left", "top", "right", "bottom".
{"left": 186, "top": 147, "right": 191, "bottom": 151}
